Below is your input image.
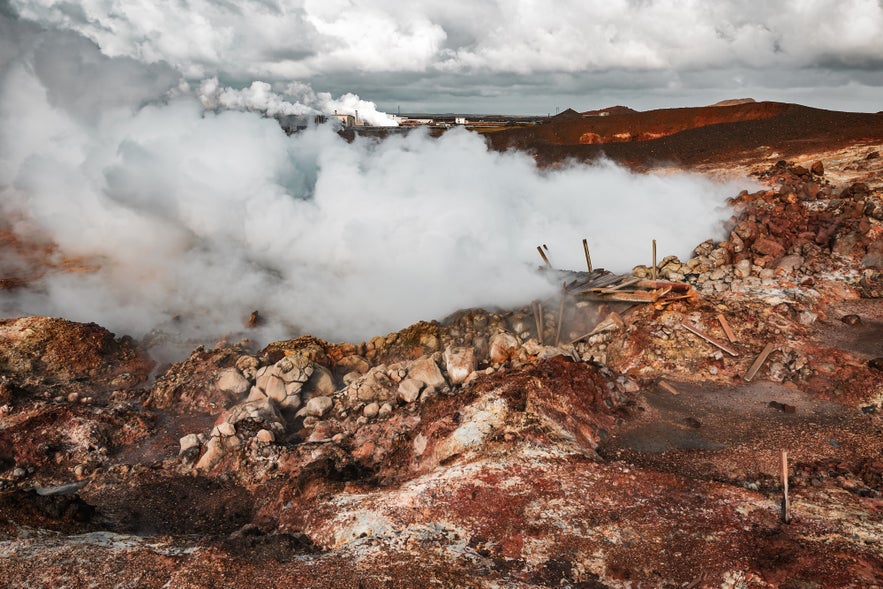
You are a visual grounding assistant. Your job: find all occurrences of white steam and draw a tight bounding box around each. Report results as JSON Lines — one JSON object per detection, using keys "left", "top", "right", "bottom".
{"left": 197, "top": 78, "right": 399, "bottom": 126}
{"left": 0, "top": 14, "right": 747, "bottom": 352}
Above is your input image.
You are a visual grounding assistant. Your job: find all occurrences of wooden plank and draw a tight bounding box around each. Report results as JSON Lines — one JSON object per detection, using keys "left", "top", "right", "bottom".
{"left": 658, "top": 380, "right": 679, "bottom": 395}
{"left": 744, "top": 342, "right": 777, "bottom": 382}
{"left": 635, "top": 279, "right": 693, "bottom": 292}
{"left": 680, "top": 322, "right": 740, "bottom": 357}
{"left": 656, "top": 293, "right": 696, "bottom": 302}
{"left": 567, "top": 275, "right": 625, "bottom": 294}
{"left": 536, "top": 245, "right": 552, "bottom": 268}
{"left": 585, "top": 291, "right": 657, "bottom": 303}
{"left": 589, "top": 273, "right": 625, "bottom": 288}
{"left": 717, "top": 313, "right": 737, "bottom": 343}
{"left": 605, "top": 276, "right": 643, "bottom": 292}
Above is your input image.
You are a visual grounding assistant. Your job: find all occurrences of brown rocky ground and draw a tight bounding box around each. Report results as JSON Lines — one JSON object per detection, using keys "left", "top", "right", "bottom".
{"left": 0, "top": 133, "right": 882, "bottom": 587}
{"left": 488, "top": 102, "right": 883, "bottom": 171}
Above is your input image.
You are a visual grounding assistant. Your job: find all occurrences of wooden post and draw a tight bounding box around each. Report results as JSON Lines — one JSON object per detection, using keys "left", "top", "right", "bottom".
{"left": 537, "top": 246, "right": 552, "bottom": 268}
{"left": 533, "top": 301, "right": 545, "bottom": 345}
{"left": 651, "top": 239, "right": 657, "bottom": 280}
{"left": 582, "top": 239, "right": 593, "bottom": 272}
{"left": 554, "top": 296, "right": 566, "bottom": 346}
{"left": 781, "top": 450, "right": 791, "bottom": 523}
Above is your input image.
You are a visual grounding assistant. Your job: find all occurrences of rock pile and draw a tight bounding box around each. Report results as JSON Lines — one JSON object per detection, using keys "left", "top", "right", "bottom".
{"left": 633, "top": 161, "right": 881, "bottom": 299}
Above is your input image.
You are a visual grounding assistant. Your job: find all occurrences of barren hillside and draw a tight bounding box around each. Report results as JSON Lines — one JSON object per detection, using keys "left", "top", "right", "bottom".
{"left": 488, "top": 102, "right": 883, "bottom": 170}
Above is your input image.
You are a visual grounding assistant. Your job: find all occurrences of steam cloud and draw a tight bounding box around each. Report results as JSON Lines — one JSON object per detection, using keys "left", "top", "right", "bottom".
{"left": 0, "top": 13, "right": 748, "bottom": 356}
{"left": 197, "top": 78, "right": 399, "bottom": 127}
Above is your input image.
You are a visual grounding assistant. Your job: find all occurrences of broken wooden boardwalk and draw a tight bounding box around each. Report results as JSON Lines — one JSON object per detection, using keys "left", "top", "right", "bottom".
{"left": 562, "top": 269, "right": 698, "bottom": 306}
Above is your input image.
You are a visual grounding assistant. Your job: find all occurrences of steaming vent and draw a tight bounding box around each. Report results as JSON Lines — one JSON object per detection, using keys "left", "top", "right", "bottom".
{"left": 0, "top": 11, "right": 749, "bottom": 360}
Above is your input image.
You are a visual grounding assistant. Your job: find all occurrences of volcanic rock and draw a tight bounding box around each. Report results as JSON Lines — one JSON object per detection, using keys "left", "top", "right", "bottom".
{"left": 259, "top": 373, "right": 288, "bottom": 403}
{"left": 178, "top": 433, "right": 200, "bottom": 455}
{"left": 397, "top": 378, "right": 423, "bottom": 404}
{"left": 841, "top": 314, "right": 862, "bottom": 326}
{"left": 304, "top": 396, "right": 333, "bottom": 418}
{"left": 775, "top": 254, "right": 803, "bottom": 274}
{"left": 224, "top": 397, "right": 284, "bottom": 431}
{"left": 407, "top": 356, "right": 447, "bottom": 389}
{"left": 443, "top": 345, "right": 476, "bottom": 385}
{"left": 363, "top": 402, "right": 380, "bottom": 418}
{"left": 335, "top": 354, "right": 370, "bottom": 375}
{"left": 488, "top": 331, "right": 520, "bottom": 364}
{"left": 303, "top": 364, "right": 337, "bottom": 398}
{"left": 751, "top": 236, "right": 786, "bottom": 259}
{"left": 216, "top": 368, "right": 250, "bottom": 396}
{"left": 734, "top": 258, "right": 752, "bottom": 278}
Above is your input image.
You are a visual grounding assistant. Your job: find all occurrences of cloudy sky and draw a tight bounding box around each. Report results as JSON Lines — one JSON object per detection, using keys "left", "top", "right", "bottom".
{"left": 7, "top": 0, "right": 883, "bottom": 114}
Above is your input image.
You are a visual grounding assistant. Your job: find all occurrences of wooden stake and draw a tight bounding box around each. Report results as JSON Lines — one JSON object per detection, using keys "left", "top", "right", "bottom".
{"left": 651, "top": 239, "right": 657, "bottom": 280}
{"left": 534, "top": 301, "right": 544, "bottom": 345}
{"left": 716, "top": 313, "right": 737, "bottom": 343}
{"left": 582, "top": 238, "right": 593, "bottom": 272}
{"left": 658, "top": 380, "right": 679, "bottom": 395}
{"left": 781, "top": 449, "right": 791, "bottom": 523}
{"left": 744, "top": 342, "right": 777, "bottom": 382}
{"left": 680, "top": 323, "right": 740, "bottom": 357}
{"left": 554, "top": 296, "right": 566, "bottom": 346}
{"left": 537, "top": 245, "right": 552, "bottom": 268}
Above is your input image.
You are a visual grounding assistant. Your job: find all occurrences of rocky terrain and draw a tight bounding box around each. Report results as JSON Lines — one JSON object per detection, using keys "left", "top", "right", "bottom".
{"left": 1, "top": 132, "right": 882, "bottom": 586}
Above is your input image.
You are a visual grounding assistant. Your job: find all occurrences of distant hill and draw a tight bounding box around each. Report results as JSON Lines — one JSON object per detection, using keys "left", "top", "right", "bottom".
{"left": 709, "top": 98, "right": 756, "bottom": 107}
{"left": 551, "top": 108, "right": 582, "bottom": 121}
{"left": 486, "top": 101, "right": 883, "bottom": 168}
{"left": 581, "top": 105, "right": 638, "bottom": 117}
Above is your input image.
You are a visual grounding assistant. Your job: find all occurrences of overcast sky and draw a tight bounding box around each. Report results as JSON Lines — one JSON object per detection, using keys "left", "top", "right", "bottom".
{"left": 7, "top": 0, "right": 883, "bottom": 114}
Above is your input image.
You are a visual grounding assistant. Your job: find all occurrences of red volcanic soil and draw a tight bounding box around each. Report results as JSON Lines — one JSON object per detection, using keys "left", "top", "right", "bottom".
{"left": 488, "top": 101, "right": 883, "bottom": 168}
